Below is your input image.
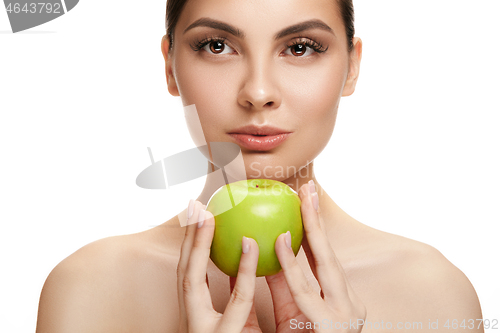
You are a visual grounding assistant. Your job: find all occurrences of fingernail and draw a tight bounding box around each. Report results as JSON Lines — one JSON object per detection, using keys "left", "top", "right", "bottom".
{"left": 242, "top": 236, "right": 250, "bottom": 254}
{"left": 308, "top": 180, "right": 316, "bottom": 195}
{"left": 188, "top": 199, "right": 194, "bottom": 219}
{"left": 197, "top": 208, "right": 205, "bottom": 228}
{"left": 285, "top": 231, "right": 292, "bottom": 249}
{"left": 311, "top": 192, "right": 319, "bottom": 211}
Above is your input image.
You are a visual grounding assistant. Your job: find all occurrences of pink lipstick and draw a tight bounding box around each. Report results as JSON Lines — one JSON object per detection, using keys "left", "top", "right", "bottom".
{"left": 228, "top": 125, "right": 292, "bottom": 151}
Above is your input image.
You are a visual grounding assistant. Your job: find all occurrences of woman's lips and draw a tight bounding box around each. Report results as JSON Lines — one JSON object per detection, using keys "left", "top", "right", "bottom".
{"left": 228, "top": 133, "right": 291, "bottom": 151}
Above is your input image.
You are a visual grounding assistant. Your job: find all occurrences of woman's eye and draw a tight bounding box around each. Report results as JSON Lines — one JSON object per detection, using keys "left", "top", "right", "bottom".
{"left": 203, "top": 41, "right": 234, "bottom": 55}
{"left": 285, "top": 43, "right": 316, "bottom": 57}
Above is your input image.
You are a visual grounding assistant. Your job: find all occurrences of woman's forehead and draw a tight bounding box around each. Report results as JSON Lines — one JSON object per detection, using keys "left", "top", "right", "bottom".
{"left": 176, "top": 0, "right": 345, "bottom": 39}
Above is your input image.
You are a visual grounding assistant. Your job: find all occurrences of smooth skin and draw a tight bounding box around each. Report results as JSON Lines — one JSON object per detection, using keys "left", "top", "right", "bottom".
{"left": 36, "top": 0, "right": 483, "bottom": 332}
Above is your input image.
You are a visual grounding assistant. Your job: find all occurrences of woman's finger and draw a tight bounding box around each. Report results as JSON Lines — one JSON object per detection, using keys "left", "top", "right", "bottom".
{"left": 183, "top": 208, "right": 216, "bottom": 320}
{"left": 177, "top": 200, "right": 205, "bottom": 332}
{"left": 178, "top": 200, "right": 204, "bottom": 277}
{"left": 274, "top": 231, "right": 327, "bottom": 323}
{"left": 265, "top": 270, "right": 302, "bottom": 326}
{"left": 302, "top": 228, "right": 360, "bottom": 305}
{"left": 300, "top": 232, "right": 318, "bottom": 282}
{"left": 298, "top": 182, "right": 350, "bottom": 305}
{"left": 218, "top": 236, "right": 259, "bottom": 332}
{"left": 229, "top": 276, "right": 260, "bottom": 330}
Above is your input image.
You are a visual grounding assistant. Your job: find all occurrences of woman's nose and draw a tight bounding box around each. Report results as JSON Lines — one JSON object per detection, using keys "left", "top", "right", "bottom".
{"left": 236, "top": 60, "right": 282, "bottom": 111}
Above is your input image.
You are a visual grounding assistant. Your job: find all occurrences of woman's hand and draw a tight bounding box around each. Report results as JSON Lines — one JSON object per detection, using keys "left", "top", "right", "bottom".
{"left": 177, "top": 200, "right": 262, "bottom": 333}
{"left": 265, "top": 181, "right": 367, "bottom": 332}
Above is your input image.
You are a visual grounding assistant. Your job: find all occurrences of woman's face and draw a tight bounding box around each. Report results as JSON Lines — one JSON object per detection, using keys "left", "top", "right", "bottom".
{"left": 163, "top": 0, "right": 361, "bottom": 182}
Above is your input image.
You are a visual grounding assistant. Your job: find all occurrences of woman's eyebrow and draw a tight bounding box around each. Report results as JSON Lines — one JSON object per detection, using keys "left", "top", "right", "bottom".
{"left": 183, "top": 17, "right": 244, "bottom": 38}
{"left": 183, "top": 17, "right": 335, "bottom": 39}
{"left": 275, "top": 19, "right": 335, "bottom": 40}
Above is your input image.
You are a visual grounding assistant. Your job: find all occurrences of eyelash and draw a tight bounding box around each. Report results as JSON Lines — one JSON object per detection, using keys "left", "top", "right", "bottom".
{"left": 190, "top": 36, "right": 229, "bottom": 52}
{"left": 287, "top": 38, "right": 328, "bottom": 54}
{"left": 190, "top": 36, "right": 328, "bottom": 55}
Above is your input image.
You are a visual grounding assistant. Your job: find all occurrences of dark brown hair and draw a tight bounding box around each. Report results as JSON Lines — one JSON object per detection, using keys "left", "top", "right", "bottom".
{"left": 165, "top": 0, "right": 354, "bottom": 52}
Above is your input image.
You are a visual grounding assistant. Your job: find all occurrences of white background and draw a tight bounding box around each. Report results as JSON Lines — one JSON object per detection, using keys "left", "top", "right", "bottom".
{"left": 1, "top": 0, "right": 499, "bottom": 331}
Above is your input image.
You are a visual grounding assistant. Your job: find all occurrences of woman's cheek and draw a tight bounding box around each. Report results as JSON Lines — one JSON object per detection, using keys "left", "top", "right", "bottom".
{"left": 182, "top": 65, "right": 238, "bottom": 110}
{"left": 285, "top": 69, "right": 340, "bottom": 161}
{"left": 286, "top": 70, "right": 342, "bottom": 124}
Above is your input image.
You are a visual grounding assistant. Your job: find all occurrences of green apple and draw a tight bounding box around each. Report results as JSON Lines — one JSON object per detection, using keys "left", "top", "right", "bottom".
{"left": 206, "top": 179, "right": 303, "bottom": 277}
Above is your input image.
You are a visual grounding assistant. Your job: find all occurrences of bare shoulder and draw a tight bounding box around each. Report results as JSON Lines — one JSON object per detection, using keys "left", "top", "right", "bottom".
{"left": 36, "top": 219, "right": 185, "bottom": 333}
{"left": 349, "top": 225, "right": 483, "bottom": 332}
{"left": 391, "top": 232, "right": 481, "bottom": 310}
